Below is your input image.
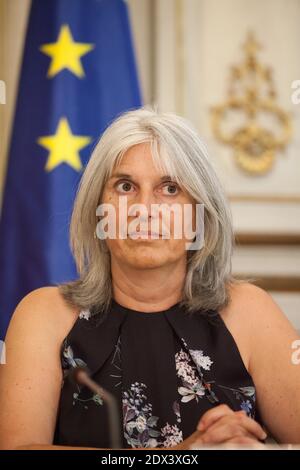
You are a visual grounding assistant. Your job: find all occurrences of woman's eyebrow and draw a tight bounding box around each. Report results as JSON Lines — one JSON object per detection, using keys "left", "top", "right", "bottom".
{"left": 110, "top": 172, "right": 173, "bottom": 182}
{"left": 110, "top": 173, "right": 132, "bottom": 180}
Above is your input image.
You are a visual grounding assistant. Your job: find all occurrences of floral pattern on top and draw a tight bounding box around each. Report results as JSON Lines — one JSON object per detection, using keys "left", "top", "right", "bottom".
{"left": 218, "top": 384, "right": 256, "bottom": 417}
{"left": 78, "top": 309, "right": 92, "bottom": 321}
{"left": 176, "top": 349, "right": 206, "bottom": 403}
{"left": 175, "top": 339, "right": 255, "bottom": 416}
{"left": 122, "top": 382, "right": 183, "bottom": 448}
{"left": 60, "top": 310, "right": 257, "bottom": 448}
{"left": 61, "top": 342, "right": 104, "bottom": 409}
{"left": 176, "top": 340, "right": 220, "bottom": 405}
{"left": 62, "top": 343, "right": 87, "bottom": 372}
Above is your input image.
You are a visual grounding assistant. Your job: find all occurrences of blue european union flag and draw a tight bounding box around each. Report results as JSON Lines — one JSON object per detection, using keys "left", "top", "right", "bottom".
{"left": 0, "top": 0, "right": 141, "bottom": 340}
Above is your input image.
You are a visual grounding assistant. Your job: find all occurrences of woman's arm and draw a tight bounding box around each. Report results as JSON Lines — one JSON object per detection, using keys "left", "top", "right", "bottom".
{"left": 0, "top": 287, "right": 79, "bottom": 450}
{"left": 225, "top": 283, "right": 300, "bottom": 443}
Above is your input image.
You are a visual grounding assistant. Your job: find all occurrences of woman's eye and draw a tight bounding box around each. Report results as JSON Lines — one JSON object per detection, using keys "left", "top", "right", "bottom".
{"left": 116, "top": 181, "right": 134, "bottom": 193}
{"left": 161, "top": 184, "right": 179, "bottom": 195}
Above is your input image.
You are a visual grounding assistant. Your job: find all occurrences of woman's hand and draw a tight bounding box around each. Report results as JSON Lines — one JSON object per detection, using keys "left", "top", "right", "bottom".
{"left": 174, "top": 404, "right": 267, "bottom": 449}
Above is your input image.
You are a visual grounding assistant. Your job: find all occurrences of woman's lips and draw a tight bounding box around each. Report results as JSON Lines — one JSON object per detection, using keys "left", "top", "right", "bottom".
{"left": 128, "top": 230, "right": 165, "bottom": 238}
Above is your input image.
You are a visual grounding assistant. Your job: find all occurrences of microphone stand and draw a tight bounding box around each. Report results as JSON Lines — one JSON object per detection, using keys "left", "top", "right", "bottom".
{"left": 71, "top": 366, "right": 122, "bottom": 449}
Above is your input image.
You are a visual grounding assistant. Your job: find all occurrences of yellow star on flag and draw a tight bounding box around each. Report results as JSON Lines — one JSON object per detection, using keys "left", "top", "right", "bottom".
{"left": 40, "top": 24, "right": 95, "bottom": 78}
{"left": 37, "top": 118, "right": 92, "bottom": 172}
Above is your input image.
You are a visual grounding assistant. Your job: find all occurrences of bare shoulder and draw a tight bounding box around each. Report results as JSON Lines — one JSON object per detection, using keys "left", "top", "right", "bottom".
{"left": 218, "top": 281, "right": 299, "bottom": 373}
{"left": 221, "top": 280, "right": 268, "bottom": 310}
{"left": 219, "top": 285, "right": 300, "bottom": 443}
{"left": 7, "top": 286, "right": 80, "bottom": 344}
{"left": 0, "top": 287, "right": 81, "bottom": 449}
{"left": 221, "top": 280, "right": 296, "bottom": 331}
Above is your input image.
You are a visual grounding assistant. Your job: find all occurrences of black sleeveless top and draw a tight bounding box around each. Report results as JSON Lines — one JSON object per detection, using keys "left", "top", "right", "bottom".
{"left": 54, "top": 299, "right": 260, "bottom": 448}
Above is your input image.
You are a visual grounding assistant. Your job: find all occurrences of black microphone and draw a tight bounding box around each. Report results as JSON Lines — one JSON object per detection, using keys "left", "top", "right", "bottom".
{"left": 70, "top": 366, "right": 122, "bottom": 449}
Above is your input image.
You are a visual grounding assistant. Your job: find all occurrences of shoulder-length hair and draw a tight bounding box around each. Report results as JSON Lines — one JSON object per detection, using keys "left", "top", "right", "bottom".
{"left": 59, "top": 106, "right": 240, "bottom": 316}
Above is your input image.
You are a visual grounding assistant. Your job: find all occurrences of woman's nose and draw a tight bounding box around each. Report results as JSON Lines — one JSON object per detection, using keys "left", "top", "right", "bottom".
{"left": 135, "top": 187, "right": 157, "bottom": 214}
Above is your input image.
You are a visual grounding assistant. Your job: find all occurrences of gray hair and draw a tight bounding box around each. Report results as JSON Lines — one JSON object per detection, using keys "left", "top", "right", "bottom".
{"left": 59, "top": 106, "right": 239, "bottom": 316}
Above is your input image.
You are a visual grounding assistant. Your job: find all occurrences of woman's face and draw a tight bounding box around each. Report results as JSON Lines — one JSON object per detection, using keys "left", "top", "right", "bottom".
{"left": 100, "top": 142, "right": 196, "bottom": 270}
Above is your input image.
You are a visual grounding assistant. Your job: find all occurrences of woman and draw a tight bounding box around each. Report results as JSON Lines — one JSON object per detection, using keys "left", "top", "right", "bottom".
{"left": 0, "top": 107, "right": 299, "bottom": 450}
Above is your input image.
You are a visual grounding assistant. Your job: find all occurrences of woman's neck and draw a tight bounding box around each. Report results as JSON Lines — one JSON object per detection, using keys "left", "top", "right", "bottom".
{"left": 111, "top": 258, "right": 186, "bottom": 313}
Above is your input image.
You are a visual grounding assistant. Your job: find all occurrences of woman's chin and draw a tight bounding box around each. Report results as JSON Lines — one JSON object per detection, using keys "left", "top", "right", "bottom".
{"left": 125, "top": 248, "right": 169, "bottom": 269}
